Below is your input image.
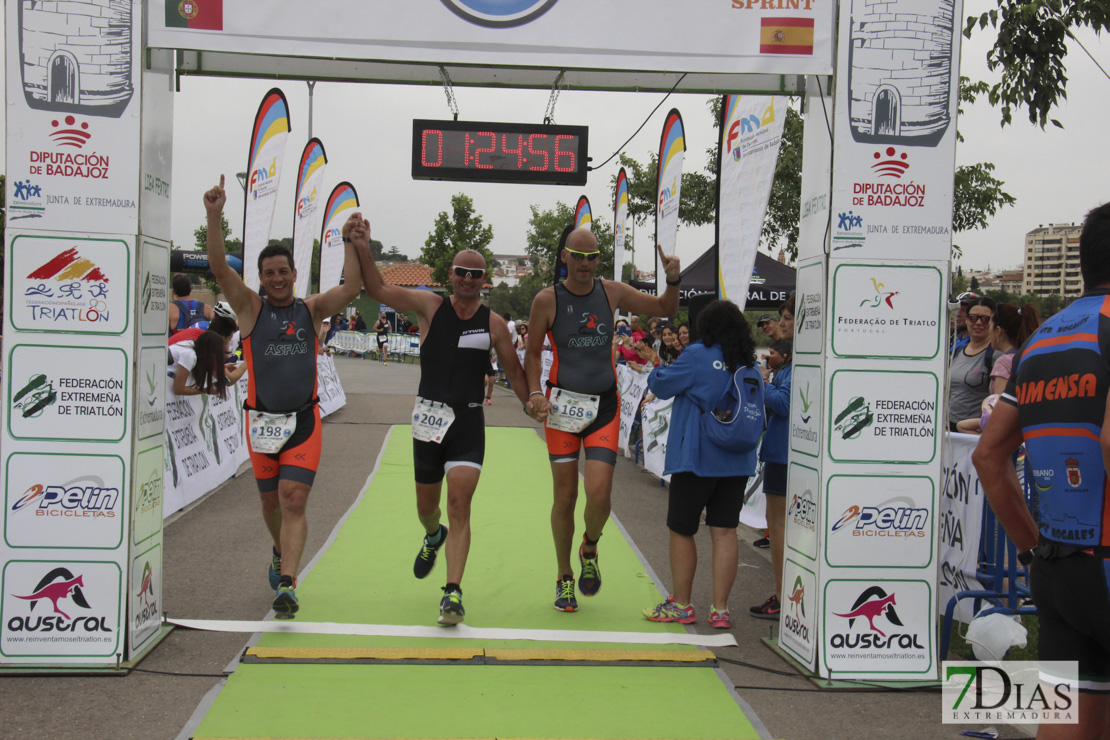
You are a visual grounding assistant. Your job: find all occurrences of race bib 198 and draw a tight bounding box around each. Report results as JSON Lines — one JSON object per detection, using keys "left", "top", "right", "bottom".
{"left": 248, "top": 410, "right": 297, "bottom": 454}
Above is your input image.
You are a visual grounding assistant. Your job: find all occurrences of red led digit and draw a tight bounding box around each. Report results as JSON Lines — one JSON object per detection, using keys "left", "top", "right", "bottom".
{"left": 474, "top": 131, "right": 496, "bottom": 169}
{"left": 502, "top": 133, "right": 524, "bottom": 169}
{"left": 555, "top": 134, "right": 576, "bottom": 172}
{"left": 527, "top": 134, "right": 550, "bottom": 171}
{"left": 464, "top": 132, "right": 474, "bottom": 167}
{"left": 421, "top": 129, "right": 443, "bottom": 168}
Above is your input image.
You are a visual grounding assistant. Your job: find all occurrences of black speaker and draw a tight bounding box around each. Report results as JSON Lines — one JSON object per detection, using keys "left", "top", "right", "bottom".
{"left": 686, "top": 292, "right": 717, "bottom": 343}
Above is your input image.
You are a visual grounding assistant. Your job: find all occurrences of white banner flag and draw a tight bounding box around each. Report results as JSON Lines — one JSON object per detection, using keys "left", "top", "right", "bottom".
{"left": 616, "top": 365, "right": 650, "bottom": 456}
{"left": 614, "top": 168, "right": 629, "bottom": 282}
{"left": 641, "top": 396, "right": 673, "bottom": 480}
{"left": 292, "top": 139, "right": 327, "bottom": 297}
{"left": 318, "top": 183, "right": 359, "bottom": 293}
{"left": 655, "top": 109, "right": 685, "bottom": 295}
{"left": 718, "top": 95, "right": 786, "bottom": 307}
{"left": 242, "top": 89, "right": 290, "bottom": 292}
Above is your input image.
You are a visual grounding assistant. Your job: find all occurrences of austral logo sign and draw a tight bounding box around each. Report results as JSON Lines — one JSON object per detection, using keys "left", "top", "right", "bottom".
{"left": 441, "top": 0, "right": 558, "bottom": 27}
{"left": 823, "top": 580, "right": 932, "bottom": 675}
{"left": 2, "top": 564, "right": 119, "bottom": 657}
{"left": 830, "top": 586, "right": 921, "bottom": 650}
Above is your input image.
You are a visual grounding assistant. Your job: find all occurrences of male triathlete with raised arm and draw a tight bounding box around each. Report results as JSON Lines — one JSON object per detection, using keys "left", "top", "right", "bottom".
{"left": 343, "top": 212, "right": 542, "bottom": 625}
{"left": 204, "top": 176, "right": 362, "bottom": 618}
{"left": 526, "top": 229, "right": 681, "bottom": 611}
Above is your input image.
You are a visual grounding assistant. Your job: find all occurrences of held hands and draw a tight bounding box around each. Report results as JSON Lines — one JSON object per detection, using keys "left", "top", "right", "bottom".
{"left": 525, "top": 394, "right": 550, "bottom": 422}
{"left": 204, "top": 175, "right": 227, "bottom": 216}
{"left": 657, "top": 244, "right": 681, "bottom": 282}
{"left": 342, "top": 212, "right": 371, "bottom": 249}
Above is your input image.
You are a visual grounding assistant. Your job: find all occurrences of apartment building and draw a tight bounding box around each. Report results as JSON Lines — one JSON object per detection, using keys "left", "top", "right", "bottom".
{"left": 1023, "top": 223, "right": 1082, "bottom": 299}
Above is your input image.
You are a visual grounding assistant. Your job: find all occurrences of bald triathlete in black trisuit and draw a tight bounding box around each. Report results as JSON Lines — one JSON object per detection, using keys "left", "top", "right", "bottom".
{"left": 343, "top": 212, "right": 543, "bottom": 625}
{"left": 204, "top": 176, "right": 362, "bottom": 618}
{"left": 526, "top": 230, "right": 681, "bottom": 612}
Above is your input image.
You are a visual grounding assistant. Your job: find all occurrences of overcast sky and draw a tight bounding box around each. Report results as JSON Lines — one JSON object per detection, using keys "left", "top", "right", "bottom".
{"left": 3, "top": 3, "right": 1107, "bottom": 276}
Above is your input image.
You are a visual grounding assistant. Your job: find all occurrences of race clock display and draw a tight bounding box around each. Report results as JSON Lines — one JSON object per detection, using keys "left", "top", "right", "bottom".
{"left": 412, "top": 119, "right": 588, "bottom": 185}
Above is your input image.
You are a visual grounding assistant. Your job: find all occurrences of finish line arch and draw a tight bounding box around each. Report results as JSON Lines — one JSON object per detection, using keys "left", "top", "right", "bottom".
{"left": 2, "top": 0, "right": 962, "bottom": 682}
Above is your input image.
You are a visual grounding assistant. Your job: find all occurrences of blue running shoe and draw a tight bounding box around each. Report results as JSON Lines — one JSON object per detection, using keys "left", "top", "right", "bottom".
{"left": 554, "top": 577, "right": 578, "bottom": 612}
{"left": 273, "top": 583, "right": 298, "bottom": 619}
{"left": 414, "top": 525, "right": 448, "bottom": 579}
{"left": 438, "top": 588, "right": 465, "bottom": 626}
{"left": 268, "top": 549, "right": 281, "bottom": 591}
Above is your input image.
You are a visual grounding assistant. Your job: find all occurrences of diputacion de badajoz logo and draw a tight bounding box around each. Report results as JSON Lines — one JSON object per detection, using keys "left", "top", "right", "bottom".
{"left": 441, "top": 0, "right": 558, "bottom": 27}
{"left": 942, "top": 661, "right": 1077, "bottom": 725}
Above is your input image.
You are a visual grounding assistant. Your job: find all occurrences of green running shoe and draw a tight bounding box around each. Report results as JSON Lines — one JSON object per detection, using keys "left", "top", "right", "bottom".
{"left": 414, "top": 524, "right": 448, "bottom": 579}
{"left": 554, "top": 577, "right": 578, "bottom": 612}
{"left": 273, "top": 584, "right": 299, "bottom": 619}
{"left": 578, "top": 538, "right": 602, "bottom": 596}
{"left": 643, "top": 596, "right": 696, "bottom": 624}
{"left": 438, "top": 588, "right": 465, "bottom": 626}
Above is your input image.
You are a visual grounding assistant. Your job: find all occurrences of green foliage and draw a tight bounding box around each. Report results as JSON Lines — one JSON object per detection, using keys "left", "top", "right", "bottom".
{"left": 951, "top": 270, "right": 969, "bottom": 298}
{"left": 982, "top": 288, "right": 1064, "bottom": 319}
{"left": 422, "top": 193, "right": 494, "bottom": 288}
{"left": 964, "top": 0, "right": 1108, "bottom": 128}
{"left": 763, "top": 107, "right": 805, "bottom": 260}
{"left": 524, "top": 202, "right": 614, "bottom": 285}
{"left": 192, "top": 213, "right": 242, "bottom": 295}
{"left": 487, "top": 265, "right": 549, "bottom": 320}
{"left": 610, "top": 152, "right": 716, "bottom": 232}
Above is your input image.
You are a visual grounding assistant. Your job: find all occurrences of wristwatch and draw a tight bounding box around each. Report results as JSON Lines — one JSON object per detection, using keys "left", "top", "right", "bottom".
{"left": 1017, "top": 549, "right": 1035, "bottom": 566}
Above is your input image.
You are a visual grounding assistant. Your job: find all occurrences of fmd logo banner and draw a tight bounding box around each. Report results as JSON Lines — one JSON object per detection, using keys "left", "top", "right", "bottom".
{"left": 8, "top": 345, "right": 129, "bottom": 442}
{"left": 4, "top": 453, "right": 125, "bottom": 550}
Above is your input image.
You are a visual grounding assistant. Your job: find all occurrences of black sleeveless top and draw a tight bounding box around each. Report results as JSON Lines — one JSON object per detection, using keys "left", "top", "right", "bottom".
{"left": 549, "top": 279, "right": 616, "bottom": 394}
{"left": 418, "top": 297, "right": 491, "bottom": 408}
{"left": 243, "top": 297, "right": 318, "bottom": 412}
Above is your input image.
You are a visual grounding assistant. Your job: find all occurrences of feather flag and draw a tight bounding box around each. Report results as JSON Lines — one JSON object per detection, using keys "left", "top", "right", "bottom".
{"left": 242, "top": 88, "right": 290, "bottom": 291}
{"left": 716, "top": 94, "right": 786, "bottom": 307}
{"left": 292, "top": 139, "right": 327, "bottom": 297}
{"left": 613, "top": 168, "right": 629, "bottom": 281}
{"left": 655, "top": 109, "right": 685, "bottom": 295}
{"left": 574, "top": 196, "right": 592, "bottom": 231}
{"left": 318, "top": 183, "right": 359, "bottom": 293}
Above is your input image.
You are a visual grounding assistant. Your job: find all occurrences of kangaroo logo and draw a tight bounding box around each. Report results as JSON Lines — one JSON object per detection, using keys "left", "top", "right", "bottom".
{"left": 135, "top": 562, "right": 154, "bottom": 604}
{"left": 787, "top": 577, "right": 805, "bottom": 617}
{"left": 834, "top": 586, "right": 903, "bottom": 637}
{"left": 14, "top": 567, "right": 91, "bottom": 620}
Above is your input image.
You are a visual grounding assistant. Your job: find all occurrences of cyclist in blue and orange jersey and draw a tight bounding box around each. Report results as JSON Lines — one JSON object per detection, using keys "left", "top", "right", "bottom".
{"left": 203, "top": 176, "right": 362, "bottom": 619}
{"left": 974, "top": 201, "right": 1110, "bottom": 740}
{"left": 525, "top": 228, "right": 681, "bottom": 613}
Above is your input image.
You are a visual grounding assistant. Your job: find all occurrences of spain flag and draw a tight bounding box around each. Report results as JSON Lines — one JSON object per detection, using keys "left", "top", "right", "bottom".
{"left": 165, "top": 0, "right": 223, "bottom": 30}
{"left": 760, "top": 17, "right": 814, "bottom": 55}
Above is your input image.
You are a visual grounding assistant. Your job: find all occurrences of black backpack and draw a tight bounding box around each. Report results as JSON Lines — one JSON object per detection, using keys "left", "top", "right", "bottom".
{"left": 173, "top": 299, "right": 210, "bottom": 331}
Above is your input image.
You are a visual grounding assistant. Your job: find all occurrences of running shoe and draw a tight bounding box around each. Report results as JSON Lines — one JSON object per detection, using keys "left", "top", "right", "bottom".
{"left": 438, "top": 588, "right": 465, "bottom": 626}
{"left": 749, "top": 594, "right": 780, "bottom": 620}
{"left": 413, "top": 524, "right": 448, "bottom": 579}
{"left": 268, "top": 549, "right": 281, "bottom": 590}
{"left": 578, "top": 538, "right": 602, "bottom": 596}
{"left": 273, "top": 583, "right": 299, "bottom": 619}
{"left": 708, "top": 607, "right": 732, "bottom": 629}
{"left": 643, "top": 596, "right": 696, "bottom": 624}
{"left": 485, "top": 397, "right": 492, "bottom": 406}
{"left": 753, "top": 532, "right": 770, "bottom": 549}
{"left": 554, "top": 577, "right": 578, "bottom": 612}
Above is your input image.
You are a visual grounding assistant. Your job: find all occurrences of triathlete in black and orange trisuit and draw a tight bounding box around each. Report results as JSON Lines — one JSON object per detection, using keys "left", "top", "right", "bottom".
{"left": 525, "top": 229, "right": 682, "bottom": 612}
{"left": 203, "top": 175, "right": 362, "bottom": 618}
{"left": 343, "top": 211, "right": 542, "bottom": 626}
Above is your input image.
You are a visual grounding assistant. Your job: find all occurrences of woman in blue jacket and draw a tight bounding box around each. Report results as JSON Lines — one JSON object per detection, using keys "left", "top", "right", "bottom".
{"left": 638, "top": 300, "right": 758, "bottom": 629}
{"left": 750, "top": 338, "right": 792, "bottom": 620}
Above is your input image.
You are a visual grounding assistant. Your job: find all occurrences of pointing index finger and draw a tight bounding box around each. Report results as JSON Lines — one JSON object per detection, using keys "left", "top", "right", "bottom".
{"left": 219, "top": 174, "right": 225, "bottom": 189}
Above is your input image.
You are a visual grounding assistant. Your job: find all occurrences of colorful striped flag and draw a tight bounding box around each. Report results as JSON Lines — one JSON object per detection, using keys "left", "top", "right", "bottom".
{"left": 165, "top": 0, "right": 223, "bottom": 30}
{"left": 760, "top": 17, "right": 814, "bottom": 55}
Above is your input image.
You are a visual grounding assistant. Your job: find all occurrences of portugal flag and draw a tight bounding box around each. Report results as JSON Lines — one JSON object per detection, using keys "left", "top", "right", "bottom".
{"left": 759, "top": 17, "right": 814, "bottom": 55}
{"left": 166, "top": 0, "right": 223, "bottom": 30}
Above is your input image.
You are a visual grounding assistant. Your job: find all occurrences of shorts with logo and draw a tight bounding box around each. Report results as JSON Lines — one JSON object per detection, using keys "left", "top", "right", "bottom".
{"left": 667, "top": 472, "right": 749, "bottom": 536}
{"left": 762, "top": 461, "right": 787, "bottom": 497}
{"left": 1030, "top": 551, "right": 1110, "bottom": 691}
{"left": 544, "top": 387, "right": 619, "bottom": 465}
{"left": 247, "top": 405, "right": 322, "bottom": 493}
{"left": 413, "top": 404, "right": 485, "bottom": 485}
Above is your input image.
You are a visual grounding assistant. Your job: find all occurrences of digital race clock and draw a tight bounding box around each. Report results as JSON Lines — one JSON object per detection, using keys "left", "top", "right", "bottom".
{"left": 411, "top": 119, "right": 588, "bottom": 185}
